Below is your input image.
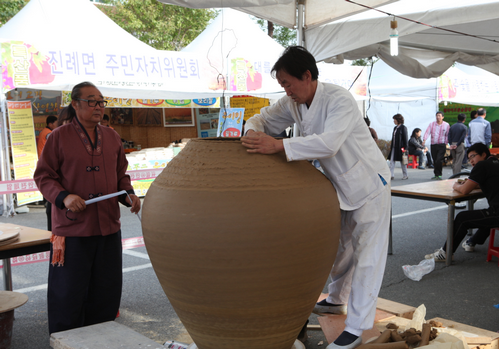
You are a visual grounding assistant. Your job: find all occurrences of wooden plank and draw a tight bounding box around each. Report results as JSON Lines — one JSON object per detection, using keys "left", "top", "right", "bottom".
{"left": 429, "top": 318, "right": 499, "bottom": 342}
{"left": 376, "top": 298, "right": 416, "bottom": 319}
{"left": 318, "top": 314, "right": 382, "bottom": 344}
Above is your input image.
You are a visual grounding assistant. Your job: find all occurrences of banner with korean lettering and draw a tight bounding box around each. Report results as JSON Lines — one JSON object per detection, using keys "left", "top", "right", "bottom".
{"left": 1, "top": 40, "right": 285, "bottom": 100}
{"left": 438, "top": 67, "right": 499, "bottom": 107}
{"left": 7, "top": 100, "right": 43, "bottom": 205}
{"left": 217, "top": 108, "right": 245, "bottom": 137}
{"left": 60, "top": 91, "right": 220, "bottom": 109}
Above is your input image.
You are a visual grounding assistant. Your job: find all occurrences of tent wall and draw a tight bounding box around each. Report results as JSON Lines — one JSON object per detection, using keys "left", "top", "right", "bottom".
{"left": 368, "top": 99, "right": 436, "bottom": 142}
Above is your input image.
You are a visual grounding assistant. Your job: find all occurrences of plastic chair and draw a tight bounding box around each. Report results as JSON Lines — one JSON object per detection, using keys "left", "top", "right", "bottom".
{"left": 407, "top": 155, "right": 418, "bottom": 169}
{"left": 486, "top": 228, "right": 499, "bottom": 265}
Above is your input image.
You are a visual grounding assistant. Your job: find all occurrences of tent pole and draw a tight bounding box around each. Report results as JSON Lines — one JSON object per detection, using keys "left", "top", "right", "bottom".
{"left": 297, "top": 0, "right": 305, "bottom": 47}
{"left": 293, "top": 0, "right": 305, "bottom": 138}
{"left": 0, "top": 92, "right": 13, "bottom": 217}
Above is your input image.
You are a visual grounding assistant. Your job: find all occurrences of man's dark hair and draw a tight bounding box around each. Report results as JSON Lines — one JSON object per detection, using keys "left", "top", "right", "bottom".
{"left": 103, "top": 115, "right": 110, "bottom": 121}
{"left": 477, "top": 108, "right": 486, "bottom": 116}
{"left": 69, "top": 81, "right": 98, "bottom": 120}
{"left": 46, "top": 115, "right": 58, "bottom": 126}
{"left": 470, "top": 110, "right": 477, "bottom": 119}
{"left": 436, "top": 111, "right": 444, "bottom": 117}
{"left": 457, "top": 113, "right": 466, "bottom": 122}
{"left": 393, "top": 113, "right": 404, "bottom": 125}
{"left": 271, "top": 46, "right": 318, "bottom": 81}
{"left": 468, "top": 142, "right": 490, "bottom": 159}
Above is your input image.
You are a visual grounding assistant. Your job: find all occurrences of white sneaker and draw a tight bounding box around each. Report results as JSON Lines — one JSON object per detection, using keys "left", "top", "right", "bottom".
{"left": 425, "top": 248, "right": 447, "bottom": 262}
{"left": 462, "top": 240, "right": 475, "bottom": 252}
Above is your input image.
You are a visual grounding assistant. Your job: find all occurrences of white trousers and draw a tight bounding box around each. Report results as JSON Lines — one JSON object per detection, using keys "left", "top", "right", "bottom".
{"left": 389, "top": 150, "right": 408, "bottom": 178}
{"left": 326, "top": 185, "right": 391, "bottom": 336}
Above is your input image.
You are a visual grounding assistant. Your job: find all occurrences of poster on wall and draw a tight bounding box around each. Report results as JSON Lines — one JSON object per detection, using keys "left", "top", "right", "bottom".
{"left": 217, "top": 108, "right": 245, "bottom": 137}
{"left": 6, "top": 89, "right": 61, "bottom": 141}
{"left": 196, "top": 108, "right": 220, "bottom": 138}
{"left": 230, "top": 96, "right": 269, "bottom": 120}
{"left": 7, "top": 101, "right": 43, "bottom": 205}
{"left": 164, "top": 108, "right": 195, "bottom": 127}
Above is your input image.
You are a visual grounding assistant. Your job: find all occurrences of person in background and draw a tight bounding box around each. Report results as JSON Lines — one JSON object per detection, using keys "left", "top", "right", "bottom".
{"left": 241, "top": 46, "right": 390, "bottom": 349}
{"left": 45, "top": 108, "right": 71, "bottom": 231}
{"left": 462, "top": 111, "right": 477, "bottom": 169}
{"left": 425, "top": 143, "right": 499, "bottom": 261}
{"left": 388, "top": 114, "right": 408, "bottom": 180}
{"left": 101, "top": 114, "right": 114, "bottom": 129}
{"left": 34, "top": 81, "right": 141, "bottom": 334}
{"left": 468, "top": 108, "right": 491, "bottom": 147}
{"left": 37, "top": 115, "right": 58, "bottom": 158}
{"left": 57, "top": 107, "right": 73, "bottom": 127}
{"left": 423, "top": 111, "right": 450, "bottom": 180}
{"left": 447, "top": 113, "right": 467, "bottom": 175}
{"left": 364, "top": 117, "right": 378, "bottom": 143}
{"left": 408, "top": 128, "right": 432, "bottom": 169}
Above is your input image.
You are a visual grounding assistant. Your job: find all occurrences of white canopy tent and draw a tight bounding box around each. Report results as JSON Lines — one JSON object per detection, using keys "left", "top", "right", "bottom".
{"left": 158, "top": 0, "right": 396, "bottom": 29}
{"left": 0, "top": 0, "right": 155, "bottom": 53}
{"left": 157, "top": 0, "right": 397, "bottom": 45}
{"left": 181, "top": 8, "right": 286, "bottom": 99}
{"left": 305, "top": 0, "right": 499, "bottom": 79}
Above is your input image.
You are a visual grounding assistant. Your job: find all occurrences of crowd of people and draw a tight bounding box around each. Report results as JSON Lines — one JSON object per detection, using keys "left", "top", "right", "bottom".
{"left": 377, "top": 108, "right": 491, "bottom": 181}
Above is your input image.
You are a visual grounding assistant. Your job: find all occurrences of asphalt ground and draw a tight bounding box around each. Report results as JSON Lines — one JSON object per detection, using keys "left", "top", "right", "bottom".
{"left": 1, "top": 162, "right": 498, "bottom": 349}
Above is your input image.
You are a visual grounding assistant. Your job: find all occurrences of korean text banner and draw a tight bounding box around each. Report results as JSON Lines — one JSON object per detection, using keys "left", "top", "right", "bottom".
{"left": 1, "top": 40, "right": 285, "bottom": 99}
{"left": 7, "top": 100, "right": 43, "bottom": 205}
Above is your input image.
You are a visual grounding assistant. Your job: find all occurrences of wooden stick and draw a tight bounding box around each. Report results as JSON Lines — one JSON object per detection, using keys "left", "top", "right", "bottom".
{"left": 372, "top": 330, "right": 393, "bottom": 343}
{"left": 419, "top": 323, "right": 431, "bottom": 347}
{"left": 357, "top": 341, "right": 408, "bottom": 349}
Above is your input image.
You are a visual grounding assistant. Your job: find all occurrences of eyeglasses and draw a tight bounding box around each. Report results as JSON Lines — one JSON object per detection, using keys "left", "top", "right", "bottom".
{"left": 468, "top": 153, "right": 479, "bottom": 160}
{"left": 77, "top": 99, "right": 108, "bottom": 108}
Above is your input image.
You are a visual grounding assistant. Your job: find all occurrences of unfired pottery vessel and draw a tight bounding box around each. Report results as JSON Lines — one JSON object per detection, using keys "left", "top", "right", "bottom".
{"left": 142, "top": 138, "right": 341, "bottom": 349}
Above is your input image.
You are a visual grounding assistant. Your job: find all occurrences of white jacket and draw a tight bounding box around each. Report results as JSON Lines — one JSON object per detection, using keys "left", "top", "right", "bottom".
{"left": 245, "top": 81, "right": 390, "bottom": 211}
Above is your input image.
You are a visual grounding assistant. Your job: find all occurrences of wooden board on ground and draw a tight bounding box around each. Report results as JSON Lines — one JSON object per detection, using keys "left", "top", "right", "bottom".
{"left": 50, "top": 321, "right": 166, "bottom": 349}
{"left": 376, "top": 298, "right": 417, "bottom": 319}
{"left": 429, "top": 317, "right": 499, "bottom": 347}
{"left": 318, "top": 309, "right": 395, "bottom": 345}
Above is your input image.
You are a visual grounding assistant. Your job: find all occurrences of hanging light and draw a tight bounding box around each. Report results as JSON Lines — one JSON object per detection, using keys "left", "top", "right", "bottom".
{"left": 390, "top": 19, "right": 399, "bottom": 56}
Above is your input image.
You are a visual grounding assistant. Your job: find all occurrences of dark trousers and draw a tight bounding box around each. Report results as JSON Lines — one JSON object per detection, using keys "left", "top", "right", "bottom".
{"left": 431, "top": 144, "right": 447, "bottom": 176}
{"left": 46, "top": 201, "right": 52, "bottom": 231}
{"left": 443, "top": 208, "right": 499, "bottom": 254}
{"left": 411, "top": 150, "right": 433, "bottom": 167}
{"left": 48, "top": 231, "right": 123, "bottom": 334}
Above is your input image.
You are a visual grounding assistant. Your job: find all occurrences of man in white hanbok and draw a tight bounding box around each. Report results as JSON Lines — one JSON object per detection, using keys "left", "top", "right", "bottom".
{"left": 241, "top": 46, "right": 391, "bottom": 349}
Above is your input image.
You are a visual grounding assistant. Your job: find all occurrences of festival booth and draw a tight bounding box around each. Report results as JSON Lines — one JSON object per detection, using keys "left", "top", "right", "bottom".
{"left": 0, "top": 0, "right": 292, "bottom": 211}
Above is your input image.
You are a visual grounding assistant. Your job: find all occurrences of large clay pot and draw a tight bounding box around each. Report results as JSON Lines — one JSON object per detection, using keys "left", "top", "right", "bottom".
{"left": 142, "top": 138, "right": 341, "bottom": 349}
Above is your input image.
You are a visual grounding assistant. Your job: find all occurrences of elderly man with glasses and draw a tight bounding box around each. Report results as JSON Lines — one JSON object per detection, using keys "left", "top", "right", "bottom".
{"left": 34, "top": 81, "right": 141, "bottom": 334}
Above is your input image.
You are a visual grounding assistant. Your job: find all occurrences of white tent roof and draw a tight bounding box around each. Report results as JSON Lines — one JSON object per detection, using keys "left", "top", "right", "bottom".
{"left": 305, "top": 0, "right": 499, "bottom": 78}
{"left": 0, "top": 0, "right": 155, "bottom": 52}
{"left": 158, "top": 0, "right": 397, "bottom": 29}
{"left": 182, "top": 8, "right": 286, "bottom": 98}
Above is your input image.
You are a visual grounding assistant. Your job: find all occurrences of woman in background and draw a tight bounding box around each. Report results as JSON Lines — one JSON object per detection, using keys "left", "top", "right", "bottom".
{"left": 388, "top": 114, "right": 408, "bottom": 180}
{"left": 409, "top": 128, "right": 433, "bottom": 169}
